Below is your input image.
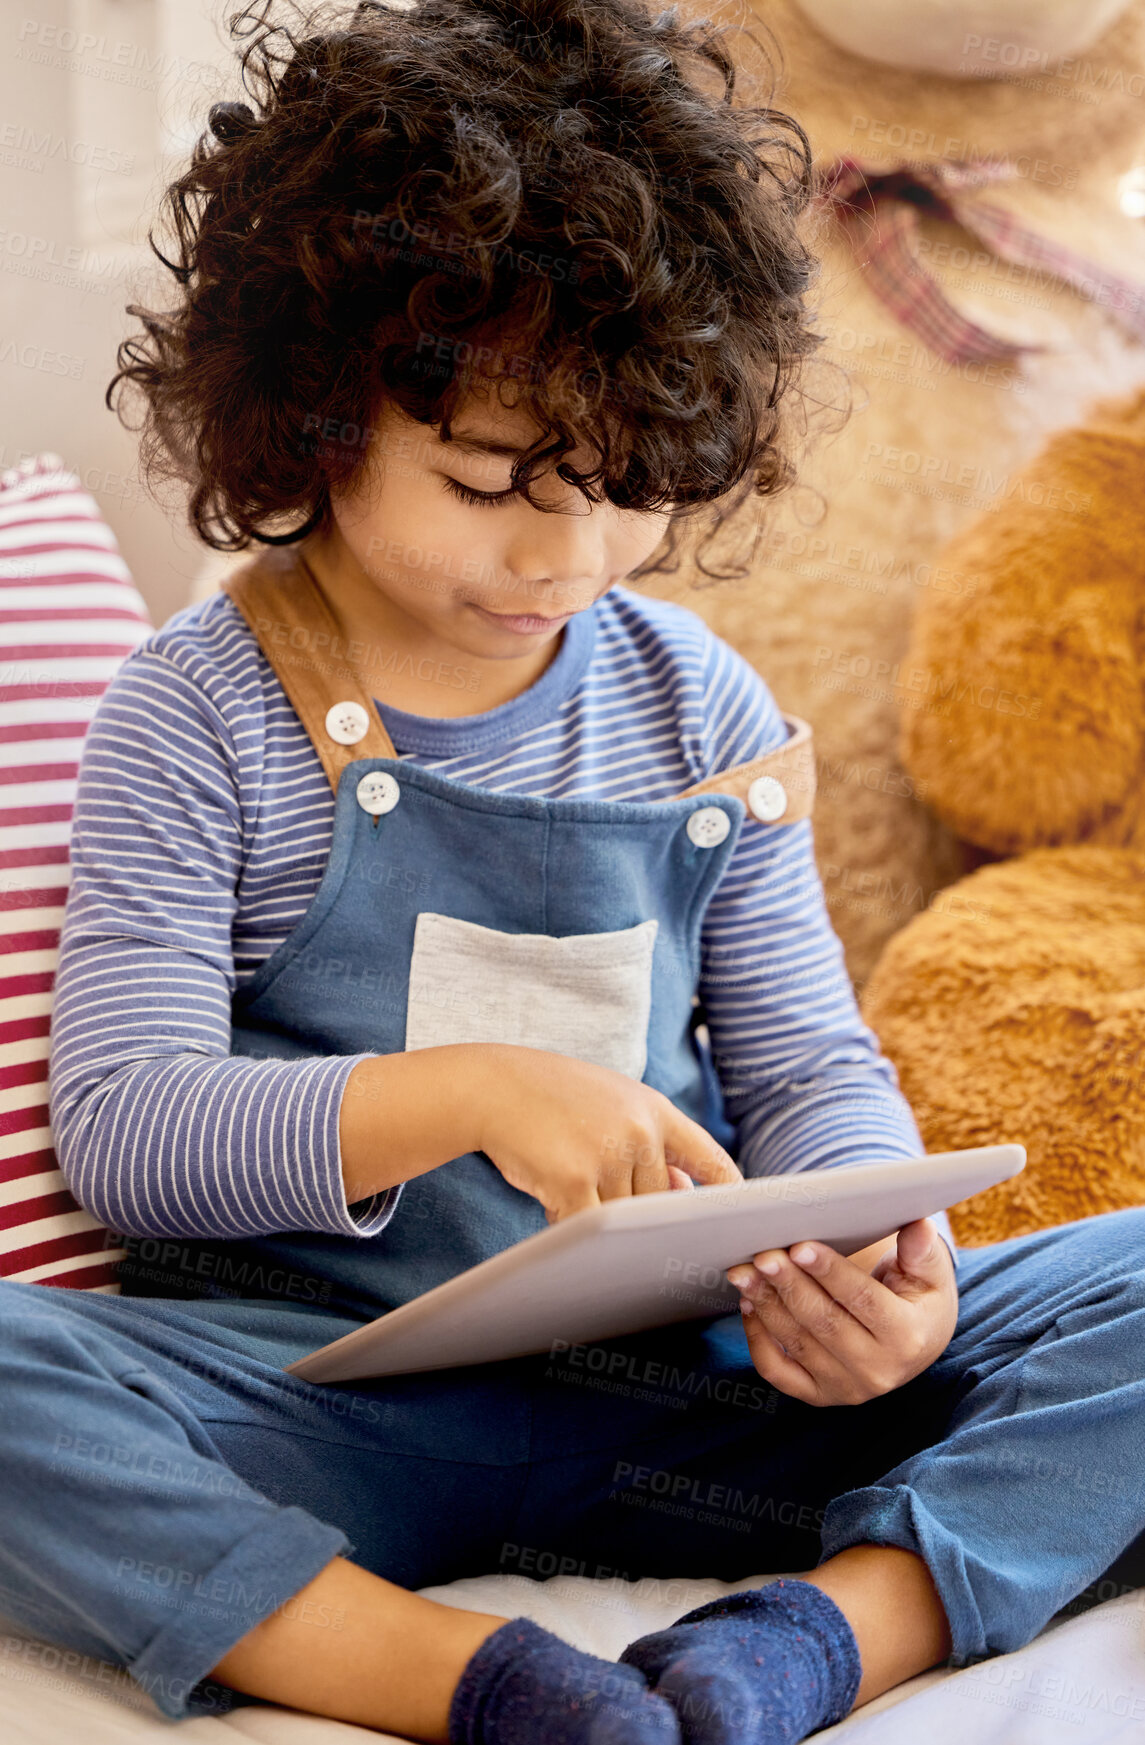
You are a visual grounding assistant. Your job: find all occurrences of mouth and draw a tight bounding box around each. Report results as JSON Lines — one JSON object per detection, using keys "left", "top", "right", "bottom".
{"left": 469, "top": 603, "right": 575, "bottom": 635}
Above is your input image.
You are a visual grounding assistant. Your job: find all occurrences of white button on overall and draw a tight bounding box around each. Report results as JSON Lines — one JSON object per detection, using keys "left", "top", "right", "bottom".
{"left": 325, "top": 700, "right": 370, "bottom": 745}
{"left": 747, "top": 774, "right": 788, "bottom": 823}
{"left": 356, "top": 771, "right": 400, "bottom": 816}
{"left": 686, "top": 805, "right": 730, "bottom": 848}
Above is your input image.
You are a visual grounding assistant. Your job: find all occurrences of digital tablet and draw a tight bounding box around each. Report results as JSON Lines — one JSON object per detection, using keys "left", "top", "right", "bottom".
{"left": 285, "top": 1144, "right": 1025, "bottom": 1383}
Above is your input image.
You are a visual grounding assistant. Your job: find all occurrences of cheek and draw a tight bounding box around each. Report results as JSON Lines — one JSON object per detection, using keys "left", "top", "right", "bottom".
{"left": 336, "top": 473, "right": 467, "bottom": 586}
{"left": 347, "top": 502, "right": 500, "bottom": 608}
{"left": 612, "top": 513, "right": 671, "bottom": 571}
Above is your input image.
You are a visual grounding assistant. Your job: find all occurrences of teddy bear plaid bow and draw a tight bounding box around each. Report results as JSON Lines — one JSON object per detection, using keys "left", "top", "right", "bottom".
{"left": 817, "top": 155, "right": 1145, "bottom": 361}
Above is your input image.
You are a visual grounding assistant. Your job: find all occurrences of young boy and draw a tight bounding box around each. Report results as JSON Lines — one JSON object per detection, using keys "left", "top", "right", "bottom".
{"left": 4, "top": 2, "right": 1144, "bottom": 1742}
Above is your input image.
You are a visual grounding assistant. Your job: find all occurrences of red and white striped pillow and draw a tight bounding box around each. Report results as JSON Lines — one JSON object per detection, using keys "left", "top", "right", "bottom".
{"left": 0, "top": 452, "right": 152, "bottom": 1291}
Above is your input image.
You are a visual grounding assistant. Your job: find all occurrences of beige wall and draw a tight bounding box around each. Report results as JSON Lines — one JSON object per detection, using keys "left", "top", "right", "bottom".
{"left": 1, "top": 0, "right": 242, "bottom": 627}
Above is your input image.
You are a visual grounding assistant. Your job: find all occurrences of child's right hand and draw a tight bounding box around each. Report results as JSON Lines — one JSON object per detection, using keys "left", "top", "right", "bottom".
{"left": 466, "top": 1043, "right": 742, "bottom": 1222}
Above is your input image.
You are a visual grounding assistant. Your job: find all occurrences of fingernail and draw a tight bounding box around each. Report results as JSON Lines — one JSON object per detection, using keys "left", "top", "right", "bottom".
{"left": 727, "top": 1266, "right": 755, "bottom": 1291}
{"left": 738, "top": 1297, "right": 754, "bottom": 1316}
{"left": 791, "top": 1245, "right": 817, "bottom": 1267}
{"left": 757, "top": 1259, "right": 781, "bottom": 1277}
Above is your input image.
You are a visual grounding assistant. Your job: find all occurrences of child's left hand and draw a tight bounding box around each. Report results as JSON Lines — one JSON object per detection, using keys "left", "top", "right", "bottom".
{"left": 727, "top": 1219, "right": 958, "bottom": 1406}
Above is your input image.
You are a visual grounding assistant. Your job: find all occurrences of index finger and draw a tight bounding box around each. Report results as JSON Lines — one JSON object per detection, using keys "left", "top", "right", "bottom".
{"left": 757, "top": 1240, "right": 900, "bottom": 1339}
{"left": 663, "top": 1106, "right": 742, "bottom": 1187}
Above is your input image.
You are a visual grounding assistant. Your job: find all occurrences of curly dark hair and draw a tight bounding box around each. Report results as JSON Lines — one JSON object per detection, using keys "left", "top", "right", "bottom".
{"left": 109, "top": 0, "right": 821, "bottom": 574}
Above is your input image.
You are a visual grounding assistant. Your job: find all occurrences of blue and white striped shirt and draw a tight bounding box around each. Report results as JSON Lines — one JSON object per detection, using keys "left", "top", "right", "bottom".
{"left": 49, "top": 581, "right": 949, "bottom": 1258}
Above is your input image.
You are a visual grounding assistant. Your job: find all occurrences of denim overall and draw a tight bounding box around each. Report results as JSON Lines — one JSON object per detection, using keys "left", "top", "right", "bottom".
{"left": 6, "top": 547, "right": 1145, "bottom": 1720}
{"left": 117, "top": 549, "right": 817, "bottom": 1321}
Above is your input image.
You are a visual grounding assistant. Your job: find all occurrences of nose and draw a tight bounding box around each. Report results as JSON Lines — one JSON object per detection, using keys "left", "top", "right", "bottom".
{"left": 501, "top": 491, "right": 607, "bottom": 614}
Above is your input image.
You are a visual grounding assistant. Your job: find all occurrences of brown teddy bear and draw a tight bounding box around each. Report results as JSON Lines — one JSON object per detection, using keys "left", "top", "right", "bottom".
{"left": 656, "top": 0, "right": 1145, "bottom": 989}
{"left": 860, "top": 386, "right": 1145, "bottom": 1245}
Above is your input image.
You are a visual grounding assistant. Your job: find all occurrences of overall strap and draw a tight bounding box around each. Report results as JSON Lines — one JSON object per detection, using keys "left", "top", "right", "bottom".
{"left": 222, "top": 546, "right": 399, "bottom": 789}
{"left": 221, "top": 547, "right": 815, "bottom": 825}
{"left": 676, "top": 719, "right": 815, "bottom": 827}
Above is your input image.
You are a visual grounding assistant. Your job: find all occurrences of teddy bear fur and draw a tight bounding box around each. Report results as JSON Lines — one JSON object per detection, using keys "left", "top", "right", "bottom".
{"left": 861, "top": 843, "right": 1145, "bottom": 1244}
{"left": 897, "top": 385, "right": 1145, "bottom": 855}
{"left": 652, "top": 0, "right": 1145, "bottom": 987}
{"left": 859, "top": 385, "right": 1145, "bottom": 1244}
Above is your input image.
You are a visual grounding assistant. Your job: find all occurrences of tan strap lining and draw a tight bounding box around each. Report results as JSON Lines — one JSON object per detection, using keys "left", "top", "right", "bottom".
{"left": 675, "top": 718, "right": 815, "bottom": 822}
{"left": 221, "top": 549, "right": 815, "bottom": 825}
{"left": 223, "top": 547, "right": 399, "bottom": 788}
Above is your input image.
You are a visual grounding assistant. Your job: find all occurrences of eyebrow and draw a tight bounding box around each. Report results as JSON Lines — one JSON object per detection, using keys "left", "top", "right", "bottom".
{"left": 443, "top": 433, "right": 527, "bottom": 458}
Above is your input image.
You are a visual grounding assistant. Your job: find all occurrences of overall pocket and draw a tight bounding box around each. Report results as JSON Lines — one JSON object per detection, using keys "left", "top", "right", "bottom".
{"left": 404, "top": 912, "right": 660, "bottom": 1080}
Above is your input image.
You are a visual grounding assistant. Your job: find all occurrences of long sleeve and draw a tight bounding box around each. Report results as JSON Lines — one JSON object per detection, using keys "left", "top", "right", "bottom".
{"left": 49, "top": 581, "right": 955, "bottom": 1260}
{"left": 696, "top": 638, "right": 959, "bottom": 1265}
{"left": 48, "top": 640, "right": 399, "bottom": 1240}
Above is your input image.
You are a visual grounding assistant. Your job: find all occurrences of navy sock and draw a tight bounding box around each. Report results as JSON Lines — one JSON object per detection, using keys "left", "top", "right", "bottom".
{"left": 617, "top": 1579, "right": 862, "bottom": 1744}
{"left": 448, "top": 1616, "right": 683, "bottom": 1745}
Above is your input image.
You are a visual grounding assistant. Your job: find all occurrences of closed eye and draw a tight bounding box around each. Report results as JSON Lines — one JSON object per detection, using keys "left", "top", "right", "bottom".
{"left": 442, "top": 476, "right": 520, "bottom": 507}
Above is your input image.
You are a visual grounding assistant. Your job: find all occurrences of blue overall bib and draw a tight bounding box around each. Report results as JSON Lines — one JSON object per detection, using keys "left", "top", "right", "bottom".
{"left": 115, "top": 551, "right": 805, "bottom": 1321}
{"left": 3, "top": 548, "right": 1144, "bottom": 1722}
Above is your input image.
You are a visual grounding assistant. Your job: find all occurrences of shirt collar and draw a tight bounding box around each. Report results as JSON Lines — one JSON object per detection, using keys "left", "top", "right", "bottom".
{"left": 373, "top": 594, "right": 599, "bottom": 754}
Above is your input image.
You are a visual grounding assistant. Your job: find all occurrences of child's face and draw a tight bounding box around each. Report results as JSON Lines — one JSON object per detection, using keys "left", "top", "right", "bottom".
{"left": 324, "top": 393, "right": 671, "bottom": 658}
